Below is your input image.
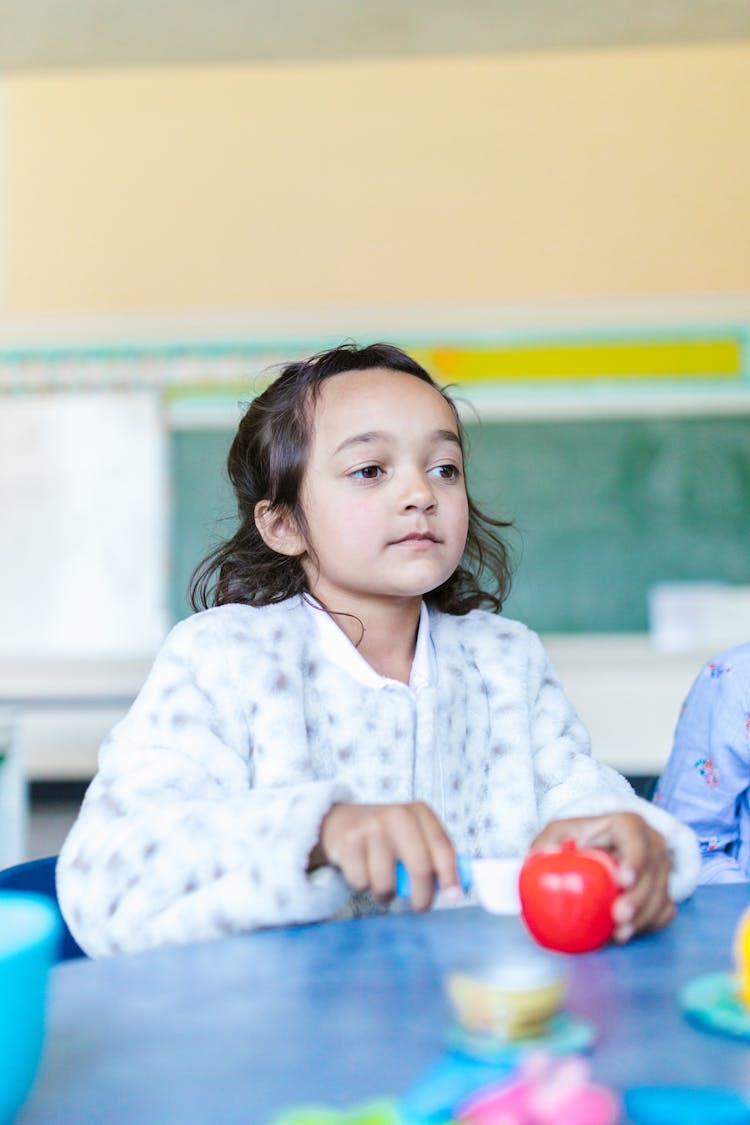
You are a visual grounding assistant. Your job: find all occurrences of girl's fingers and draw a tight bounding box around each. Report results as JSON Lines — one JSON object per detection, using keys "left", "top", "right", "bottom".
{"left": 638, "top": 870, "right": 673, "bottom": 934}
{"left": 614, "top": 891, "right": 675, "bottom": 942}
{"left": 338, "top": 839, "right": 372, "bottom": 894}
{"left": 413, "top": 803, "right": 463, "bottom": 900}
{"left": 612, "top": 846, "right": 672, "bottom": 940}
{"left": 389, "top": 804, "right": 446, "bottom": 911}
{"left": 319, "top": 804, "right": 393, "bottom": 893}
{"left": 318, "top": 800, "right": 459, "bottom": 909}
{"left": 367, "top": 838, "right": 399, "bottom": 902}
{"left": 583, "top": 814, "right": 672, "bottom": 938}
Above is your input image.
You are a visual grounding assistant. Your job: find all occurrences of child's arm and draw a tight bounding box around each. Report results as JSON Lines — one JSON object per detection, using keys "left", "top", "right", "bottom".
{"left": 313, "top": 801, "right": 462, "bottom": 911}
{"left": 654, "top": 648, "right": 750, "bottom": 883}
{"left": 57, "top": 611, "right": 356, "bottom": 956}
{"left": 522, "top": 629, "right": 701, "bottom": 926}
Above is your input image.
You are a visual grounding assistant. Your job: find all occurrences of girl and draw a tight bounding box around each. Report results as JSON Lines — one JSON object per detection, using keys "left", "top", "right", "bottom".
{"left": 58, "top": 343, "right": 699, "bottom": 957}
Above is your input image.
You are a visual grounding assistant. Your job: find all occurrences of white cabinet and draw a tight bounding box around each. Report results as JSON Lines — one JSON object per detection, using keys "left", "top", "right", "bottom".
{"left": 544, "top": 635, "right": 717, "bottom": 776}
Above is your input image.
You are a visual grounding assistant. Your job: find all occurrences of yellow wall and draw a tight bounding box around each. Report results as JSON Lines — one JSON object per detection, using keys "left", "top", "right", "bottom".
{"left": 5, "top": 42, "right": 750, "bottom": 316}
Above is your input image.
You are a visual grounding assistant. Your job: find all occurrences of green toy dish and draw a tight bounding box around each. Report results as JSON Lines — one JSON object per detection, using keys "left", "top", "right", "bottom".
{"left": 680, "top": 972, "right": 750, "bottom": 1041}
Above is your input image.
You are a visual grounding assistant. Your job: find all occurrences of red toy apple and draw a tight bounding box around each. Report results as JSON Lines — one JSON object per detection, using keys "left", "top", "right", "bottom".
{"left": 519, "top": 839, "right": 620, "bottom": 954}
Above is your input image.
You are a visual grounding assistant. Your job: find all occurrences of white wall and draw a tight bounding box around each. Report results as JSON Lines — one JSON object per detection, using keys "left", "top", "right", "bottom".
{"left": 0, "top": 392, "right": 168, "bottom": 659}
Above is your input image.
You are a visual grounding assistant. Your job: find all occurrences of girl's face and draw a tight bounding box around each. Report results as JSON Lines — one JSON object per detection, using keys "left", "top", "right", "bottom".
{"left": 297, "top": 367, "right": 470, "bottom": 613}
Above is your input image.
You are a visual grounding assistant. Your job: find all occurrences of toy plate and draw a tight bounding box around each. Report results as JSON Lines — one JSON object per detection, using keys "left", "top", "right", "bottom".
{"left": 447, "top": 1012, "right": 596, "bottom": 1063}
{"left": 680, "top": 972, "right": 750, "bottom": 1041}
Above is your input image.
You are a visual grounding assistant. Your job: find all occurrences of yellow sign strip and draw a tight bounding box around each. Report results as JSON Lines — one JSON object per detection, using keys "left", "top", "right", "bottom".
{"left": 409, "top": 338, "right": 742, "bottom": 383}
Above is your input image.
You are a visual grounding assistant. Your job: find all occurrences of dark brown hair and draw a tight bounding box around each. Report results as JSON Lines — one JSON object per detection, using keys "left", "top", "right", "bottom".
{"left": 190, "top": 342, "right": 512, "bottom": 614}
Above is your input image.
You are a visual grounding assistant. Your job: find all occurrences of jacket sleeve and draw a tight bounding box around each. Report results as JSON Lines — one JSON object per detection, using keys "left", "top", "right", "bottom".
{"left": 57, "top": 615, "right": 352, "bottom": 957}
{"left": 654, "top": 654, "right": 750, "bottom": 884}
{"left": 526, "top": 629, "right": 701, "bottom": 903}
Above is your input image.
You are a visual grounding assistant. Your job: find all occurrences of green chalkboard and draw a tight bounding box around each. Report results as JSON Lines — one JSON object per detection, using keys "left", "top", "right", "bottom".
{"left": 171, "top": 430, "right": 236, "bottom": 622}
{"left": 170, "top": 415, "right": 750, "bottom": 632}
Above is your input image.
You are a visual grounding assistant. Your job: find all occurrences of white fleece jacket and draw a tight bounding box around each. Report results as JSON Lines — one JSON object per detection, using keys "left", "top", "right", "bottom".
{"left": 57, "top": 598, "right": 700, "bottom": 956}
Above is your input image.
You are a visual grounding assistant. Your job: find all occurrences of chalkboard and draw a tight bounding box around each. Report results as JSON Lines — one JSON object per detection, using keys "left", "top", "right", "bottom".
{"left": 171, "top": 430, "right": 236, "bottom": 622}
{"left": 170, "top": 415, "right": 750, "bottom": 632}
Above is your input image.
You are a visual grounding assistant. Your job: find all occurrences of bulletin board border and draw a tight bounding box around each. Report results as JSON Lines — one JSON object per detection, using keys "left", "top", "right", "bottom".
{"left": 0, "top": 324, "right": 747, "bottom": 423}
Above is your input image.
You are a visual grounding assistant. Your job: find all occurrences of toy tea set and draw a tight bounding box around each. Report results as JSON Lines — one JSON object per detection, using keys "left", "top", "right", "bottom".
{"left": 273, "top": 841, "right": 750, "bottom": 1125}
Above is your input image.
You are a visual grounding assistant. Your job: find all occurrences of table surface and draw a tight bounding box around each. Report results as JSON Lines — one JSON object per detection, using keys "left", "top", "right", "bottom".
{"left": 17, "top": 885, "right": 750, "bottom": 1125}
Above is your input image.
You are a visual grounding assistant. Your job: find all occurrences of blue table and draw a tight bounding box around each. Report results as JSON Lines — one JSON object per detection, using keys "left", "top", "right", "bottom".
{"left": 17, "top": 885, "right": 750, "bottom": 1124}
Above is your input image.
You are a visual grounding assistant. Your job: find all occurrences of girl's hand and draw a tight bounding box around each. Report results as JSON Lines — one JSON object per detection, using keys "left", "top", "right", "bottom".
{"left": 529, "top": 811, "right": 675, "bottom": 943}
{"left": 315, "top": 801, "right": 461, "bottom": 911}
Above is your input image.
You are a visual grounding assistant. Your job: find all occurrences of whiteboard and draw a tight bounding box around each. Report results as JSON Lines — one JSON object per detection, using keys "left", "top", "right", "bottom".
{"left": 0, "top": 392, "right": 168, "bottom": 659}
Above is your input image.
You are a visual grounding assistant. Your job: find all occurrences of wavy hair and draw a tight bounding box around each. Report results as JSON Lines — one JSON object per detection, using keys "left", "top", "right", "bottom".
{"left": 190, "top": 342, "right": 513, "bottom": 615}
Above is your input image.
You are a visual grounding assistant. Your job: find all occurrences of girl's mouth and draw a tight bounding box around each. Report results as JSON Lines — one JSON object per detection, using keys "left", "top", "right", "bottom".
{"left": 392, "top": 532, "right": 439, "bottom": 544}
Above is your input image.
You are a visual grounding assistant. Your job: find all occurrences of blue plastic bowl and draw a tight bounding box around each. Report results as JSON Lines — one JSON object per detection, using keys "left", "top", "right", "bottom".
{"left": 0, "top": 893, "right": 61, "bottom": 1124}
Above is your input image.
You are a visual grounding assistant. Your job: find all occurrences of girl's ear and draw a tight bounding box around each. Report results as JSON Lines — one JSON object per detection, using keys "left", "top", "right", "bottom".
{"left": 254, "top": 500, "right": 306, "bottom": 558}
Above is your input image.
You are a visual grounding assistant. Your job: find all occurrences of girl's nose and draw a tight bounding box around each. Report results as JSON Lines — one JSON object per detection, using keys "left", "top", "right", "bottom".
{"left": 399, "top": 473, "right": 436, "bottom": 512}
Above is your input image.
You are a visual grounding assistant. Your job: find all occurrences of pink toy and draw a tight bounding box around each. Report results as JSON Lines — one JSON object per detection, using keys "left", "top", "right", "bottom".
{"left": 456, "top": 1053, "right": 620, "bottom": 1125}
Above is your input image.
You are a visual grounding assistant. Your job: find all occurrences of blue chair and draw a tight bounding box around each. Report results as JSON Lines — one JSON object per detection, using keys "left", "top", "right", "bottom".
{"left": 0, "top": 856, "right": 86, "bottom": 961}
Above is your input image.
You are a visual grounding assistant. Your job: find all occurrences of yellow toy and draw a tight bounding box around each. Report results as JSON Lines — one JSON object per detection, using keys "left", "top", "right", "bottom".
{"left": 733, "top": 905, "right": 750, "bottom": 1008}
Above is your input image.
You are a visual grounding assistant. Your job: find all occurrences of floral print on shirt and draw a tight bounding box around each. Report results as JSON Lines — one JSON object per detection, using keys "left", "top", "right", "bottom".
{"left": 694, "top": 758, "right": 718, "bottom": 788}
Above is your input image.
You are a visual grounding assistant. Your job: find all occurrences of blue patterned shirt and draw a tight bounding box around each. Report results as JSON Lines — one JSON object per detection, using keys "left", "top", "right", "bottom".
{"left": 655, "top": 642, "right": 750, "bottom": 882}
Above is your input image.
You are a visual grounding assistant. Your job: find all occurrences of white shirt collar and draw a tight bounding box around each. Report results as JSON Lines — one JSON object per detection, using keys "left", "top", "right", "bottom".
{"left": 303, "top": 597, "right": 435, "bottom": 691}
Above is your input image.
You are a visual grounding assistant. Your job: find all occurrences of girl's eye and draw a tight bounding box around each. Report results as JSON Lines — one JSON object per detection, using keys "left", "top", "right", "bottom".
{"left": 351, "top": 465, "right": 383, "bottom": 480}
{"left": 430, "top": 463, "right": 461, "bottom": 480}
